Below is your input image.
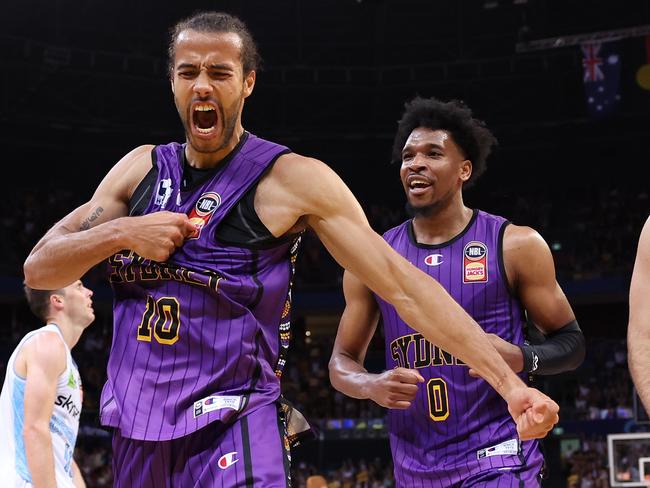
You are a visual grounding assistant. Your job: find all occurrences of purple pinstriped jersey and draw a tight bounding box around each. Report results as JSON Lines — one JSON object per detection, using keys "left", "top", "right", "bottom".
{"left": 100, "top": 133, "right": 300, "bottom": 441}
{"left": 376, "top": 210, "right": 543, "bottom": 486}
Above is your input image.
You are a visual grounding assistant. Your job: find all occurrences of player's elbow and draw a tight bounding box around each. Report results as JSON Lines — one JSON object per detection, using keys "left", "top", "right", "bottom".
{"left": 24, "top": 255, "right": 62, "bottom": 290}
{"left": 327, "top": 352, "right": 352, "bottom": 393}
{"left": 560, "top": 327, "right": 586, "bottom": 372}
{"left": 23, "top": 255, "right": 45, "bottom": 289}
{"left": 23, "top": 421, "right": 50, "bottom": 446}
{"left": 328, "top": 367, "right": 344, "bottom": 394}
{"left": 570, "top": 331, "right": 586, "bottom": 370}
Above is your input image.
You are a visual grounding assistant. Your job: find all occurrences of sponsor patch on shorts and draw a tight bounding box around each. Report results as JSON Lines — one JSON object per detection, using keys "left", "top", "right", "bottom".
{"left": 477, "top": 438, "right": 519, "bottom": 459}
{"left": 193, "top": 395, "right": 243, "bottom": 418}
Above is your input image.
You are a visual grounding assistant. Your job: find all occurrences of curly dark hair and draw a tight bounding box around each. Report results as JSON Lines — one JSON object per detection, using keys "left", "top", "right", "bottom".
{"left": 391, "top": 97, "right": 498, "bottom": 188}
{"left": 167, "top": 11, "right": 262, "bottom": 77}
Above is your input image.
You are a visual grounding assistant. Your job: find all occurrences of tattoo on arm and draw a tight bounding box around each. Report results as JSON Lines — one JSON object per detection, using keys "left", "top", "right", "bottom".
{"left": 79, "top": 207, "right": 104, "bottom": 231}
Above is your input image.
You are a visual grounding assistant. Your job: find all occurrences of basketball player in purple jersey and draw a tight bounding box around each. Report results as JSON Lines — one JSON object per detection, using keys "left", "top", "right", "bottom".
{"left": 330, "top": 97, "right": 585, "bottom": 487}
{"left": 24, "top": 13, "right": 559, "bottom": 487}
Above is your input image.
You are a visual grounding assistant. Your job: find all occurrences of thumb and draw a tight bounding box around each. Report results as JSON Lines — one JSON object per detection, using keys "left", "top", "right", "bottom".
{"left": 468, "top": 368, "right": 481, "bottom": 378}
{"left": 533, "top": 402, "right": 549, "bottom": 423}
{"left": 396, "top": 368, "right": 425, "bottom": 384}
{"left": 184, "top": 218, "right": 199, "bottom": 234}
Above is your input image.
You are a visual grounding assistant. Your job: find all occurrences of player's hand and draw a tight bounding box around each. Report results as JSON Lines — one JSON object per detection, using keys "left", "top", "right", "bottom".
{"left": 468, "top": 334, "right": 524, "bottom": 377}
{"left": 366, "top": 367, "right": 424, "bottom": 409}
{"left": 124, "top": 211, "right": 197, "bottom": 262}
{"left": 505, "top": 386, "right": 559, "bottom": 440}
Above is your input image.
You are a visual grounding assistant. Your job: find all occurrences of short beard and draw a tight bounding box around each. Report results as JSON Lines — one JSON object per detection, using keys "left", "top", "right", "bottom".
{"left": 405, "top": 201, "right": 439, "bottom": 218}
{"left": 189, "top": 109, "right": 238, "bottom": 154}
{"left": 178, "top": 96, "right": 242, "bottom": 154}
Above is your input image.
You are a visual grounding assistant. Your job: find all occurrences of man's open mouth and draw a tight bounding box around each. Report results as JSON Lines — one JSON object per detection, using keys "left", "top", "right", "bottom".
{"left": 192, "top": 103, "right": 218, "bottom": 134}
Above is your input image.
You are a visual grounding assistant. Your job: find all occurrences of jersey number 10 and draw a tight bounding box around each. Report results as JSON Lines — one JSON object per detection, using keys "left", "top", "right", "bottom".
{"left": 137, "top": 295, "right": 181, "bottom": 345}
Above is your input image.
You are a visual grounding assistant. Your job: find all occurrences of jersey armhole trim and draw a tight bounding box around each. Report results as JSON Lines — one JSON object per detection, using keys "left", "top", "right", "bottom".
{"left": 497, "top": 220, "right": 517, "bottom": 298}
{"left": 128, "top": 148, "right": 159, "bottom": 217}
{"left": 215, "top": 148, "right": 294, "bottom": 250}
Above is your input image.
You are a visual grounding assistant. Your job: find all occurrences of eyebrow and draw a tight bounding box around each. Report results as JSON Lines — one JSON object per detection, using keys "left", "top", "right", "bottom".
{"left": 175, "top": 63, "right": 235, "bottom": 72}
{"left": 402, "top": 142, "right": 444, "bottom": 154}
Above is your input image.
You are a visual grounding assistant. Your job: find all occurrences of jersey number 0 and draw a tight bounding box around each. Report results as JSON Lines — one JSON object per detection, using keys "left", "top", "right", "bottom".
{"left": 427, "top": 377, "right": 450, "bottom": 421}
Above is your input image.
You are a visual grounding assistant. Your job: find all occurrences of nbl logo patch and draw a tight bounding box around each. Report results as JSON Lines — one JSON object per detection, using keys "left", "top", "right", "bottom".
{"left": 187, "top": 192, "right": 221, "bottom": 239}
{"left": 463, "top": 241, "right": 488, "bottom": 283}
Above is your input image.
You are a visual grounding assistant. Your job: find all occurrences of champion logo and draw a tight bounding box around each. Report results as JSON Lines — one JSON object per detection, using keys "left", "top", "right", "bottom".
{"left": 218, "top": 452, "right": 239, "bottom": 470}
{"left": 424, "top": 254, "right": 444, "bottom": 266}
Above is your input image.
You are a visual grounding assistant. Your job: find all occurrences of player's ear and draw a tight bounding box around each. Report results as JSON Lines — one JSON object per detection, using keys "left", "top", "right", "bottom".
{"left": 460, "top": 159, "right": 472, "bottom": 182}
{"left": 51, "top": 294, "right": 64, "bottom": 308}
{"left": 243, "top": 70, "right": 256, "bottom": 98}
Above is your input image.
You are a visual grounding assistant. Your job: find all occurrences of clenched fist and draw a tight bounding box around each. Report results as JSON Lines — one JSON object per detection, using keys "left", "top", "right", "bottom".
{"left": 504, "top": 386, "right": 559, "bottom": 440}
{"left": 122, "top": 211, "right": 197, "bottom": 262}
{"left": 366, "top": 367, "right": 425, "bottom": 409}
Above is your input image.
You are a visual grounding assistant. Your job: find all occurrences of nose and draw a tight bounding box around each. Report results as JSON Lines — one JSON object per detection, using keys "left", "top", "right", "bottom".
{"left": 404, "top": 153, "right": 428, "bottom": 171}
{"left": 193, "top": 70, "right": 213, "bottom": 98}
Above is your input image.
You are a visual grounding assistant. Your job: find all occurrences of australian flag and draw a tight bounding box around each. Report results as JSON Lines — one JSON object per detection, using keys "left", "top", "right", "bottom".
{"left": 581, "top": 41, "right": 621, "bottom": 118}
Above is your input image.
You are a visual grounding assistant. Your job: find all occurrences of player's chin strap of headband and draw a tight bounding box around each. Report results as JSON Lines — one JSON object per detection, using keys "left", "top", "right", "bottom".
{"left": 519, "top": 319, "right": 586, "bottom": 375}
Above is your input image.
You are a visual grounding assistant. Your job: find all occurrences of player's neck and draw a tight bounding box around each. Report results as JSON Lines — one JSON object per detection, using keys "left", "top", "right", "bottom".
{"left": 50, "top": 320, "right": 83, "bottom": 350}
{"left": 411, "top": 196, "right": 473, "bottom": 245}
{"left": 185, "top": 126, "right": 245, "bottom": 168}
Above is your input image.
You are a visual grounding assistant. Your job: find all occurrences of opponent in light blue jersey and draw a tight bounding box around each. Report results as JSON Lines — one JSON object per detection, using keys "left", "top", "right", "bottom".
{"left": 0, "top": 281, "right": 94, "bottom": 488}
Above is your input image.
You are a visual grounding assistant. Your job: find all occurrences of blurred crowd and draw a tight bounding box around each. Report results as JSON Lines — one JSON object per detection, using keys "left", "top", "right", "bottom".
{"left": 545, "top": 338, "right": 634, "bottom": 422}
{"left": 291, "top": 459, "right": 395, "bottom": 488}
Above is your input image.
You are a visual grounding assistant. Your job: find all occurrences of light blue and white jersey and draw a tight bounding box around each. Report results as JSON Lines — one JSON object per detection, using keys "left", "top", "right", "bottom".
{"left": 0, "top": 324, "right": 82, "bottom": 488}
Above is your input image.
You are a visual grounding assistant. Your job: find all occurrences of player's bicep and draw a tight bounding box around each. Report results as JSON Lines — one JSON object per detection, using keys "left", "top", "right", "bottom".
{"left": 297, "top": 164, "right": 416, "bottom": 306}
{"left": 23, "top": 335, "right": 65, "bottom": 429}
{"left": 334, "top": 271, "right": 380, "bottom": 363}
{"left": 78, "top": 144, "right": 155, "bottom": 229}
{"left": 504, "top": 225, "right": 574, "bottom": 333}
{"left": 30, "top": 145, "right": 153, "bottom": 252}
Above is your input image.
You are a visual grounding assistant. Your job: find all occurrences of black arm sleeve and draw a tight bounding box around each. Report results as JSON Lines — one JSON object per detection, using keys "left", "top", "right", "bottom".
{"left": 519, "top": 320, "right": 586, "bottom": 375}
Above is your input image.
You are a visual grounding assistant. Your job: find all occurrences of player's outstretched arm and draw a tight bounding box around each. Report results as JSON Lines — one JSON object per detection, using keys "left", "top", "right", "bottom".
{"left": 628, "top": 216, "right": 650, "bottom": 413}
{"left": 21, "top": 332, "right": 67, "bottom": 488}
{"left": 23, "top": 145, "right": 196, "bottom": 289}
{"left": 267, "top": 154, "right": 559, "bottom": 436}
{"left": 329, "top": 270, "right": 424, "bottom": 409}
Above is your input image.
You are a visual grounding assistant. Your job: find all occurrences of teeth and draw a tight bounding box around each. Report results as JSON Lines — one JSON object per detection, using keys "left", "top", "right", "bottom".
{"left": 197, "top": 127, "right": 214, "bottom": 134}
{"left": 194, "top": 105, "right": 215, "bottom": 112}
{"left": 410, "top": 180, "right": 429, "bottom": 188}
